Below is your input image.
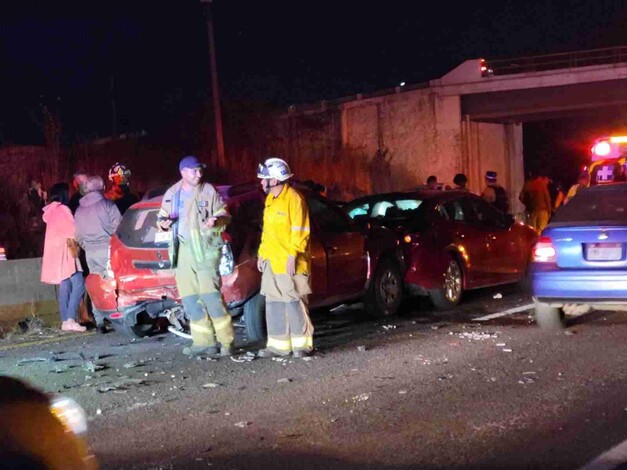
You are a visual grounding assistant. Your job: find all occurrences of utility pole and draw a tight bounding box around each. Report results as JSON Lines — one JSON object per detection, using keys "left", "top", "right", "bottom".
{"left": 110, "top": 74, "right": 117, "bottom": 138}
{"left": 200, "top": 0, "right": 226, "bottom": 169}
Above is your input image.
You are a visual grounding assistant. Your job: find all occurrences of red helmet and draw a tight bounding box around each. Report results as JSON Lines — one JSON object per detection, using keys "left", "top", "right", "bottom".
{"left": 108, "top": 162, "right": 131, "bottom": 186}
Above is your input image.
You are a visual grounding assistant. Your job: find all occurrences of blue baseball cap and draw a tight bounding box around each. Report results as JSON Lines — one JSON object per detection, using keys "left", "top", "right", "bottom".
{"left": 179, "top": 155, "right": 206, "bottom": 172}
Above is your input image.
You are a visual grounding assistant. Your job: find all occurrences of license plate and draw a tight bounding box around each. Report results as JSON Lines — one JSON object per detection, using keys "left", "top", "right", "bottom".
{"left": 154, "top": 231, "right": 172, "bottom": 244}
{"left": 587, "top": 242, "right": 622, "bottom": 261}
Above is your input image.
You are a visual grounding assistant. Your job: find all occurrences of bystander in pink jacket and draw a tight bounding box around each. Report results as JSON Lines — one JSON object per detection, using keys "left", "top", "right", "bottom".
{"left": 41, "top": 185, "right": 86, "bottom": 333}
{"left": 41, "top": 202, "right": 81, "bottom": 284}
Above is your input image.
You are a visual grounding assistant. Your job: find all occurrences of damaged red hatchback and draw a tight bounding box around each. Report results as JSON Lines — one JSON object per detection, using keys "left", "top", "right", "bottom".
{"left": 86, "top": 183, "right": 404, "bottom": 342}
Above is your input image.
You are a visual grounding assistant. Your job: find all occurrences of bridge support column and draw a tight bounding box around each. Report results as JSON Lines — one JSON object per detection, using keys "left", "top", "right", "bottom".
{"left": 461, "top": 118, "right": 524, "bottom": 213}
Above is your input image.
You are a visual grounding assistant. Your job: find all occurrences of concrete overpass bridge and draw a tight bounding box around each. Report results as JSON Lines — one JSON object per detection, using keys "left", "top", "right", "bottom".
{"left": 430, "top": 46, "right": 627, "bottom": 209}
{"left": 282, "top": 46, "right": 627, "bottom": 211}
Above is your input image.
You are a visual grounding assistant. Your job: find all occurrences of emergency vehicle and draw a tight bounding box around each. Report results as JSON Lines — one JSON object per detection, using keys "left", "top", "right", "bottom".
{"left": 588, "top": 135, "right": 627, "bottom": 184}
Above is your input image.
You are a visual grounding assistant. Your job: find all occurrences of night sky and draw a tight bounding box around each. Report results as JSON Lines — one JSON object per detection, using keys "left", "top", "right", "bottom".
{"left": 2, "top": 0, "right": 627, "bottom": 184}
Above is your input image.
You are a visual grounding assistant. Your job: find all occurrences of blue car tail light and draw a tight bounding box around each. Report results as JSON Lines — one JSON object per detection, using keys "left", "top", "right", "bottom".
{"left": 533, "top": 237, "right": 557, "bottom": 263}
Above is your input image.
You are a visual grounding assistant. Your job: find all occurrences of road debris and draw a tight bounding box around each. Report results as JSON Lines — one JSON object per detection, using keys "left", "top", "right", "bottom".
{"left": 202, "top": 383, "right": 222, "bottom": 389}
{"left": 97, "top": 378, "right": 146, "bottom": 393}
{"left": 352, "top": 393, "right": 371, "bottom": 402}
{"left": 357, "top": 345, "right": 367, "bottom": 352}
{"left": 382, "top": 325, "right": 397, "bottom": 330}
{"left": 230, "top": 352, "right": 256, "bottom": 363}
{"left": 496, "top": 343, "right": 506, "bottom": 347}
{"left": 502, "top": 349, "right": 513, "bottom": 353}
{"left": 519, "top": 376, "right": 537, "bottom": 384}
{"left": 18, "top": 357, "right": 49, "bottom": 365}
{"left": 84, "top": 361, "right": 106, "bottom": 373}
{"left": 438, "top": 375, "right": 453, "bottom": 381}
{"left": 123, "top": 360, "right": 150, "bottom": 369}
{"left": 493, "top": 293, "right": 503, "bottom": 299}
{"left": 271, "top": 357, "right": 288, "bottom": 363}
{"left": 196, "top": 356, "right": 217, "bottom": 362}
{"left": 399, "top": 390, "right": 408, "bottom": 395}
{"left": 277, "top": 378, "right": 292, "bottom": 383}
{"left": 51, "top": 364, "right": 70, "bottom": 373}
{"left": 457, "top": 331, "right": 498, "bottom": 341}
{"left": 234, "top": 421, "right": 250, "bottom": 428}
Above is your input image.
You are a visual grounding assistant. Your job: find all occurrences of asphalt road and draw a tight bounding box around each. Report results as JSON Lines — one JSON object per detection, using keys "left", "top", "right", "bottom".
{"left": 2, "top": 284, "right": 627, "bottom": 469}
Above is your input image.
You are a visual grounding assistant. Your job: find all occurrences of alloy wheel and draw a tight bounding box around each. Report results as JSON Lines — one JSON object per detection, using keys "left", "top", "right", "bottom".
{"left": 379, "top": 269, "right": 400, "bottom": 306}
{"left": 444, "top": 260, "right": 462, "bottom": 303}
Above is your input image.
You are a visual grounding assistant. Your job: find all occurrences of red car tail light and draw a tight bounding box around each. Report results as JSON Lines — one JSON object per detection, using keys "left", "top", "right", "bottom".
{"left": 533, "top": 237, "right": 556, "bottom": 263}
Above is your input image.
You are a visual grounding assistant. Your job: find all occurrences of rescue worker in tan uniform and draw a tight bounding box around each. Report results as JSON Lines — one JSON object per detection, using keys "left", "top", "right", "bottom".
{"left": 256, "top": 157, "right": 314, "bottom": 358}
{"left": 156, "top": 156, "right": 234, "bottom": 357}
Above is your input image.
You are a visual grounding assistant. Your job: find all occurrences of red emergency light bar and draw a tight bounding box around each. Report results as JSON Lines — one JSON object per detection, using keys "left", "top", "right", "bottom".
{"left": 591, "top": 135, "right": 627, "bottom": 161}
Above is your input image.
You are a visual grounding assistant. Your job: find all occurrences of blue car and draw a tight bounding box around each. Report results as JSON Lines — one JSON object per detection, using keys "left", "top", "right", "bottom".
{"left": 532, "top": 183, "right": 627, "bottom": 329}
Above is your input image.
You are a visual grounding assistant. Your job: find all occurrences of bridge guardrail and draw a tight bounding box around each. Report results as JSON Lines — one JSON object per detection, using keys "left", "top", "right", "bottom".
{"left": 483, "top": 45, "right": 627, "bottom": 77}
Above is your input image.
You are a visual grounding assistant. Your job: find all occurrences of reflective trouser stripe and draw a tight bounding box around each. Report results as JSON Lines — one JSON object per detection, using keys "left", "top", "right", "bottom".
{"left": 267, "top": 337, "right": 292, "bottom": 353}
{"left": 266, "top": 302, "right": 291, "bottom": 353}
{"left": 212, "top": 314, "right": 234, "bottom": 346}
{"left": 291, "top": 335, "right": 313, "bottom": 350}
{"left": 265, "top": 300, "right": 314, "bottom": 354}
{"left": 190, "top": 317, "right": 216, "bottom": 347}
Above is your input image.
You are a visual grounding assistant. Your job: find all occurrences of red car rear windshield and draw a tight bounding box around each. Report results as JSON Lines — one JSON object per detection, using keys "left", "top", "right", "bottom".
{"left": 116, "top": 207, "right": 163, "bottom": 249}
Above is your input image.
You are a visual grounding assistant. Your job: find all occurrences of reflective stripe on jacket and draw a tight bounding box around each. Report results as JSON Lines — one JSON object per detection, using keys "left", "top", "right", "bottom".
{"left": 258, "top": 184, "right": 311, "bottom": 275}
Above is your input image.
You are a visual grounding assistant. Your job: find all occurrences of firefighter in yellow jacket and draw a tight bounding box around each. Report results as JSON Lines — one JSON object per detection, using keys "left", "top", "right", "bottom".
{"left": 256, "top": 157, "right": 314, "bottom": 358}
{"left": 156, "top": 156, "right": 234, "bottom": 357}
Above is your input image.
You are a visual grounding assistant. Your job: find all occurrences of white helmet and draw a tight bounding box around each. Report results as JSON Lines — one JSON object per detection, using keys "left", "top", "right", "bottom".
{"left": 257, "top": 157, "right": 293, "bottom": 182}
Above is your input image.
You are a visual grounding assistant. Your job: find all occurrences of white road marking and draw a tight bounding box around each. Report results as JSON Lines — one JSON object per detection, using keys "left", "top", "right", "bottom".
{"left": 472, "top": 303, "right": 535, "bottom": 322}
{"left": 580, "top": 437, "right": 627, "bottom": 470}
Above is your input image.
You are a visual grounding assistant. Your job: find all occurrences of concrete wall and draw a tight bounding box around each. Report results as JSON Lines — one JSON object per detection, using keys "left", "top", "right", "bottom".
{"left": 280, "top": 86, "right": 522, "bottom": 205}
{"left": 0, "top": 258, "right": 58, "bottom": 330}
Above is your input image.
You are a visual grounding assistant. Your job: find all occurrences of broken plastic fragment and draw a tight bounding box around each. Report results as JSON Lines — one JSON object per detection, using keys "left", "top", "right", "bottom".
{"left": 202, "top": 383, "right": 221, "bottom": 388}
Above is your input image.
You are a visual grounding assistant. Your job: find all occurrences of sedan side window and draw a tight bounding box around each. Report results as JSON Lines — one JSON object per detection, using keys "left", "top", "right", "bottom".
{"left": 439, "top": 201, "right": 465, "bottom": 221}
{"left": 469, "top": 199, "right": 507, "bottom": 228}
{"left": 347, "top": 203, "right": 370, "bottom": 219}
{"left": 308, "top": 197, "right": 351, "bottom": 233}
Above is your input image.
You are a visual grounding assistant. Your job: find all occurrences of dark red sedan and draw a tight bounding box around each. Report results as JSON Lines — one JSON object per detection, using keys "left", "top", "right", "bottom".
{"left": 345, "top": 190, "right": 537, "bottom": 309}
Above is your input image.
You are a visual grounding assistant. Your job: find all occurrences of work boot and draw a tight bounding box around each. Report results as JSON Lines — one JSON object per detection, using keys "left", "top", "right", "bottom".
{"left": 220, "top": 344, "right": 235, "bottom": 357}
{"left": 257, "top": 348, "right": 288, "bottom": 358}
{"left": 292, "top": 350, "right": 312, "bottom": 358}
{"left": 182, "top": 345, "right": 219, "bottom": 357}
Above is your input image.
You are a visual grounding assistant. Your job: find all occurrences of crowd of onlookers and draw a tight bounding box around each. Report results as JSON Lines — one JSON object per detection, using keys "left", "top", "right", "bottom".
{"left": 418, "top": 168, "right": 591, "bottom": 234}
